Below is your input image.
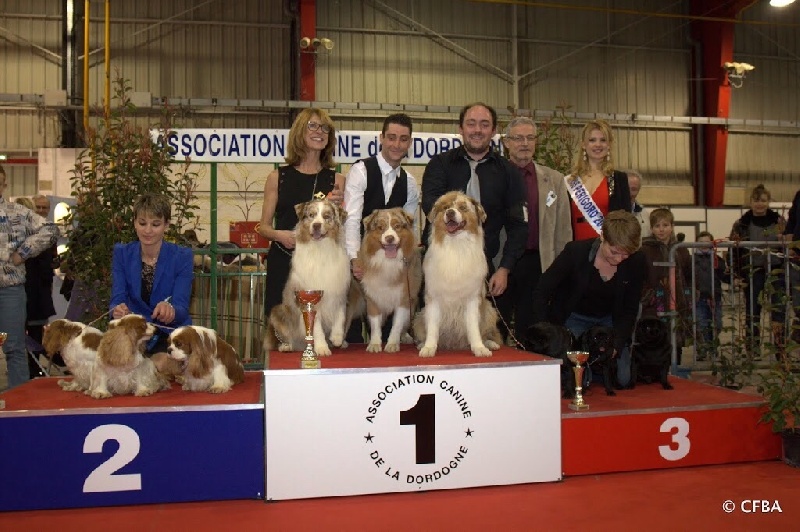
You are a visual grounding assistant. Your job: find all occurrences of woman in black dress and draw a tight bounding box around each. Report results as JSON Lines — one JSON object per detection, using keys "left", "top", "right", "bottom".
{"left": 259, "top": 108, "right": 346, "bottom": 318}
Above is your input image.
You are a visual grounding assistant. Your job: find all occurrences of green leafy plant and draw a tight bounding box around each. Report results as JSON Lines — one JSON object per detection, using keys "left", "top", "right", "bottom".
{"left": 534, "top": 103, "right": 575, "bottom": 175}
{"left": 61, "top": 73, "right": 198, "bottom": 322}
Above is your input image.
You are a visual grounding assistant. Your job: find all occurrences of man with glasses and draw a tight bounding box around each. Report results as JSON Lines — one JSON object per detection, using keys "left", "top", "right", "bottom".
{"left": 421, "top": 103, "right": 528, "bottom": 305}
{"left": 0, "top": 166, "right": 58, "bottom": 389}
{"left": 496, "top": 116, "right": 571, "bottom": 344}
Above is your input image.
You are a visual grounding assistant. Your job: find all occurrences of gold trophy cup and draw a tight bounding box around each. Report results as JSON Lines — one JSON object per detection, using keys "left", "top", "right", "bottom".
{"left": 566, "top": 351, "right": 590, "bottom": 411}
{"left": 295, "top": 290, "right": 324, "bottom": 369}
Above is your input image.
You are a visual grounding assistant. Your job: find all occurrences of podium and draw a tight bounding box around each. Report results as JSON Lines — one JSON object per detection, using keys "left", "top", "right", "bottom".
{"left": 264, "top": 348, "right": 563, "bottom": 500}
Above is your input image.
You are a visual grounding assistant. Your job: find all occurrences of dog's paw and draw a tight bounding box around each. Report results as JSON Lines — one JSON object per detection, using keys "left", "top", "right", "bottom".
{"left": 484, "top": 340, "right": 501, "bottom": 350}
{"left": 88, "top": 389, "right": 112, "bottom": 399}
{"left": 472, "top": 344, "right": 492, "bottom": 357}
{"left": 330, "top": 334, "right": 344, "bottom": 347}
{"left": 384, "top": 342, "right": 401, "bottom": 353}
{"left": 58, "top": 379, "right": 80, "bottom": 392}
{"left": 278, "top": 343, "right": 293, "bottom": 352}
{"left": 419, "top": 345, "right": 437, "bottom": 358}
{"left": 366, "top": 342, "right": 383, "bottom": 353}
{"left": 315, "top": 344, "right": 332, "bottom": 357}
{"left": 134, "top": 387, "right": 156, "bottom": 397}
{"left": 662, "top": 382, "right": 674, "bottom": 390}
{"left": 209, "top": 385, "right": 230, "bottom": 394}
{"left": 400, "top": 332, "right": 414, "bottom": 344}
{"left": 340, "top": 340, "right": 349, "bottom": 349}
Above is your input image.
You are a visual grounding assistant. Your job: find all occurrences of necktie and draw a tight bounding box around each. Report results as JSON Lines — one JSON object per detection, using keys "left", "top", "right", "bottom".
{"left": 466, "top": 159, "right": 482, "bottom": 202}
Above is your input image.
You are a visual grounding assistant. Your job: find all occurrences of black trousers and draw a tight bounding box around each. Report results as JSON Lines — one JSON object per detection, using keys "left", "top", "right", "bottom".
{"left": 495, "top": 249, "right": 542, "bottom": 345}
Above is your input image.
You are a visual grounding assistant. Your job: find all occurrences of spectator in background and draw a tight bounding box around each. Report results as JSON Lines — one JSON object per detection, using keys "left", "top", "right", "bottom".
{"left": 23, "top": 195, "right": 59, "bottom": 377}
{"left": 627, "top": 170, "right": 651, "bottom": 239}
{"left": 783, "top": 187, "right": 800, "bottom": 343}
{"left": 421, "top": 102, "right": 528, "bottom": 300}
{"left": 639, "top": 208, "right": 692, "bottom": 364}
{"left": 0, "top": 166, "right": 59, "bottom": 389}
{"left": 258, "top": 108, "right": 345, "bottom": 320}
{"left": 566, "top": 120, "right": 631, "bottom": 242}
{"left": 496, "top": 116, "right": 571, "bottom": 344}
{"left": 693, "top": 231, "right": 729, "bottom": 360}
{"left": 730, "top": 184, "right": 786, "bottom": 353}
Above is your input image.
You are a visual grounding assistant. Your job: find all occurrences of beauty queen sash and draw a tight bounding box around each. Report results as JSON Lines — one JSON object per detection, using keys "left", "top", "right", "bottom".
{"left": 565, "top": 175, "right": 604, "bottom": 236}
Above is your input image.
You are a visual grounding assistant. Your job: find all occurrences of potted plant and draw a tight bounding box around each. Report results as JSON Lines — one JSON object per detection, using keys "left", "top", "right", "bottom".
{"left": 757, "top": 334, "right": 800, "bottom": 467}
{"left": 60, "top": 73, "right": 198, "bottom": 323}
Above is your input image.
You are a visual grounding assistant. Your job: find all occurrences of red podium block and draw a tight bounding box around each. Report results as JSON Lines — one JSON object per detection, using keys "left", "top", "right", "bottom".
{"left": 561, "top": 379, "right": 781, "bottom": 476}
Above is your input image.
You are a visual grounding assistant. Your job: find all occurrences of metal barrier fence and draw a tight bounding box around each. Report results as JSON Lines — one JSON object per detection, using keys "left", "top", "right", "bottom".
{"left": 666, "top": 240, "right": 799, "bottom": 372}
{"left": 189, "top": 247, "right": 268, "bottom": 368}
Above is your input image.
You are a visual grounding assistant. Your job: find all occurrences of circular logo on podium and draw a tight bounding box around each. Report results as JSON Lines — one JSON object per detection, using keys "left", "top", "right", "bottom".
{"left": 362, "top": 372, "right": 475, "bottom": 487}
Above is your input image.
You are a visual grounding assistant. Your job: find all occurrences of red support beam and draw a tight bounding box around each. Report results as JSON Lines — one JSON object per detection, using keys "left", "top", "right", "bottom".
{"left": 691, "top": 0, "right": 757, "bottom": 207}
{"left": 299, "top": 0, "right": 316, "bottom": 101}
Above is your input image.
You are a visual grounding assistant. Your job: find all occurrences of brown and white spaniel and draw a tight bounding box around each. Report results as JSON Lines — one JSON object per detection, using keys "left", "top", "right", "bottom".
{"left": 167, "top": 326, "right": 245, "bottom": 393}
{"left": 42, "top": 319, "right": 103, "bottom": 392}
{"left": 87, "top": 314, "right": 169, "bottom": 399}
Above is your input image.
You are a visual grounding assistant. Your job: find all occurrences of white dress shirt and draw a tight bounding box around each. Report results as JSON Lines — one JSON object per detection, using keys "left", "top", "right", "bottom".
{"left": 344, "top": 152, "right": 420, "bottom": 260}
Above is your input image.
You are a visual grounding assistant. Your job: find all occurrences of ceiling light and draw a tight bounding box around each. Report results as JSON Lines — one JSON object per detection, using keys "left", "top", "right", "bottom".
{"left": 770, "top": 0, "right": 796, "bottom": 7}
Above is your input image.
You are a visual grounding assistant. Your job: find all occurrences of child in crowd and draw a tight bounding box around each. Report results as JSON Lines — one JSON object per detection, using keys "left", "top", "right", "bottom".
{"left": 693, "top": 231, "right": 730, "bottom": 360}
{"left": 640, "top": 208, "right": 692, "bottom": 363}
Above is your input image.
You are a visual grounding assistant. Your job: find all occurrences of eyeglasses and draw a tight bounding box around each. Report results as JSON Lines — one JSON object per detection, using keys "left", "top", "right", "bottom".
{"left": 506, "top": 135, "right": 537, "bottom": 143}
{"left": 307, "top": 121, "right": 331, "bottom": 134}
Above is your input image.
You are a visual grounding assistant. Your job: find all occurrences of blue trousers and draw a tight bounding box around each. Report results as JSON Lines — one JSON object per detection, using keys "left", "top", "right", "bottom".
{"left": 1, "top": 284, "right": 28, "bottom": 389}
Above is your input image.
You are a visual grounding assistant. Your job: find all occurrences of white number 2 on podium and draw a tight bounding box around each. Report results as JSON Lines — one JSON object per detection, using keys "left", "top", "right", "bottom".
{"left": 82, "top": 424, "right": 143, "bottom": 493}
{"left": 658, "top": 417, "right": 690, "bottom": 461}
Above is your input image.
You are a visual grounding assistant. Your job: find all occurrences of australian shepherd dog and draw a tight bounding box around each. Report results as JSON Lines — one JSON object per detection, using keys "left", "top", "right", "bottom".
{"left": 412, "top": 191, "right": 502, "bottom": 357}
{"left": 358, "top": 208, "right": 422, "bottom": 352}
{"left": 265, "top": 198, "right": 356, "bottom": 356}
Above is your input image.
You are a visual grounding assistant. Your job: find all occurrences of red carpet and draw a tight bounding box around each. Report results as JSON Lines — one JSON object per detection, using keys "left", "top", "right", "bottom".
{"left": 2, "top": 461, "right": 797, "bottom": 531}
{"left": 0, "top": 372, "right": 263, "bottom": 411}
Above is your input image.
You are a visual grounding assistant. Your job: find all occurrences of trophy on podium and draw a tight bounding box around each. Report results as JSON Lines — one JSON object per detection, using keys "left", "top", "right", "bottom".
{"left": 566, "top": 351, "right": 590, "bottom": 411}
{"left": 295, "top": 290, "right": 323, "bottom": 369}
{"left": 0, "top": 331, "right": 6, "bottom": 351}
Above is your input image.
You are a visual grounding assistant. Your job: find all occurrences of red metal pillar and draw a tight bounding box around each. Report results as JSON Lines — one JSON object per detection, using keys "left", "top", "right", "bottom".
{"left": 691, "top": 0, "right": 756, "bottom": 207}
{"left": 299, "top": 0, "right": 316, "bottom": 101}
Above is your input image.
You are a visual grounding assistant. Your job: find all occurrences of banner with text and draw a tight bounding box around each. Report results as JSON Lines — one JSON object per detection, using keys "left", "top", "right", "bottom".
{"left": 153, "top": 129, "right": 505, "bottom": 165}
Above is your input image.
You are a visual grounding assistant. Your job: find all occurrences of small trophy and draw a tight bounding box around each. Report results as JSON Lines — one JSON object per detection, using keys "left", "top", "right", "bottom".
{"left": 566, "top": 351, "right": 590, "bottom": 411}
{"left": 295, "top": 290, "right": 323, "bottom": 369}
{"left": 0, "top": 331, "right": 7, "bottom": 350}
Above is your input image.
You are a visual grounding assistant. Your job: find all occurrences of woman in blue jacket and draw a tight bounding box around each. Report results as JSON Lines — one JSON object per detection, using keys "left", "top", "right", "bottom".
{"left": 109, "top": 193, "right": 193, "bottom": 353}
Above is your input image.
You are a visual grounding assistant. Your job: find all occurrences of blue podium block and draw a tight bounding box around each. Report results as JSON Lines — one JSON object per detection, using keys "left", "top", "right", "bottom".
{"left": 0, "top": 374, "right": 264, "bottom": 511}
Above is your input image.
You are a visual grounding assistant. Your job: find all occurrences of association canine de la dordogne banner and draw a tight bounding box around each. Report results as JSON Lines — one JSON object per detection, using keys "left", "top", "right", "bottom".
{"left": 152, "top": 129, "right": 505, "bottom": 165}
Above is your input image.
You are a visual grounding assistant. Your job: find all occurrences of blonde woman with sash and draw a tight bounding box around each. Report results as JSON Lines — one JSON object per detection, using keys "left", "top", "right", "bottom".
{"left": 565, "top": 120, "right": 631, "bottom": 241}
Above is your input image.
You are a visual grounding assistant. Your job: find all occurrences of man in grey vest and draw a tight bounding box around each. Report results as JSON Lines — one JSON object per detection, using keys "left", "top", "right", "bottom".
{"left": 344, "top": 113, "right": 420, "bottom": 341}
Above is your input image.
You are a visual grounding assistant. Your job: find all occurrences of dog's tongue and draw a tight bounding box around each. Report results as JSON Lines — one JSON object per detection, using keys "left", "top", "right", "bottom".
{"left": 383, "top": 244, "right": 398, "bottom": 258}
{"left": 446, "top": 221, "right": 460, "bottom": 234}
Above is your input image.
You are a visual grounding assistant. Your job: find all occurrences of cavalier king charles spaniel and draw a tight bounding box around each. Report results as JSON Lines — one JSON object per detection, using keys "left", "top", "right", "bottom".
{"left": 87, "top": 314, "right": 169, "bottom": 399}
{"left": 167, "top": 326, "right": 245, "bottom": 393}
{"left": 42, "top": 318, "right": 103, "bottom": 392}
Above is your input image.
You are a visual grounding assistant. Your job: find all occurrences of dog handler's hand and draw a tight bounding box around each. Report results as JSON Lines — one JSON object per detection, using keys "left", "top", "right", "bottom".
{"left": 277, "top": 229, "right": 296, "bottom": 250}
{"left": 488, "top": 267, "right": 509, "bottom": 297}
{"left": 112, "top": 303, "right": 130, "bottom": 319}
{"left": 351, "top": 258, "right": 364, "bottom": 280}
{"left": 152, "top": 301, "right": 175, "bottom": 324}
{"left": 327, "top": 184, "right": 344, "bottom": 206}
